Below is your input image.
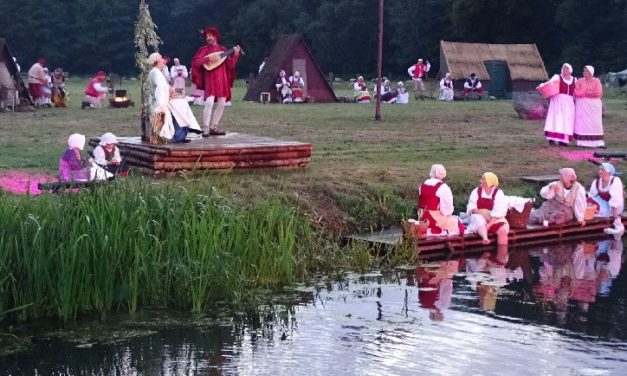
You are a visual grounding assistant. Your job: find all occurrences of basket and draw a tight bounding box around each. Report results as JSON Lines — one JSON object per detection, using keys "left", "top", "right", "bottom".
{"left": 537, "top": 81, "right": 559, "bottom": 99}
{"left": 506, "top": 199, "right": 534, "bottom": 229}
{"left": 583, "top": 205, "right": 597, "bottom": 221}
{"left": 401, "top": 219, "right": 429, "bottom": 239}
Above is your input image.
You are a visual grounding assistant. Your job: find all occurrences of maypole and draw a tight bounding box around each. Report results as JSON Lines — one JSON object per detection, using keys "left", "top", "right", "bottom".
{"left": 374, "top": 0, "right": 384, "bottom": 121}
{"left": 134, "top": 0, "right": 161, "bottom": 142}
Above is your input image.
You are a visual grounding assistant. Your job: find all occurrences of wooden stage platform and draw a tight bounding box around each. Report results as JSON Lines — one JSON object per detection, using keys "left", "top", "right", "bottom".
{"left": 345, "top": 214, "right": 627, "bottom": 258}
{"left": 89, "top": 134, "right": 313, "bottom": 175}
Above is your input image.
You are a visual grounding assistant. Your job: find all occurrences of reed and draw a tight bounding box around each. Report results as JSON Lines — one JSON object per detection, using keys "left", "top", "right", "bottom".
{"left": 0, "top": 179, "right": 320, "bottom": 322}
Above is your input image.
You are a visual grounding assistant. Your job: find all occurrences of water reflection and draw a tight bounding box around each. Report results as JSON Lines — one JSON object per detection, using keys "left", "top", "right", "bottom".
{"left": 2, "top": 237, "right": 626, "bottom": 375}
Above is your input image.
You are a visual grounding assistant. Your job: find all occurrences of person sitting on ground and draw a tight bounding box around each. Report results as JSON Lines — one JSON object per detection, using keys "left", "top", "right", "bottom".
{"left": 27, "top": 58, "right": 47, "bottom": 108}
{"left": 529, "top": 168, "right": 587, "bottom": 226}
{"left": 275, "top": 70, "right": 292, "bottom": 103}
{"left": 289, "top": 71, "right": 305, "bottom": 103}
{"left": 380, "top": 79, "right": 397, "bottom": 103}
{"left": 407, "top": 58, "right": 431, "bottom": 100}
{"left": 51, "top": 68, "right": 68, "bottom": 107}
{"left": 396, "top": 81, "right": 409, "bottom": 104}
{"left": 148, "top": 52, "right": 203, "bottom": 143}
{"left": 82, "top": 70, "right": 109, "bottom": 109}
{"left": 40, "top": 67, "right": 53, "bottom": 108}
{"left": 466, "top": 172, "right": 510, "bottom": 245}
{"left": 169, "top": 58, "right": 188, "bottom": 97}
{"left": 439, "top": 73, "right": 454, "bottom": 101}
{"left": 93, "top": 132, "right": 128, "bottom": 176}
{"left": 353, "top": 76, "right": 371, "bottom": 103}
{"left": 417, "top": 164, "right": 465, "bottom": 236}
{"left": 587, "top": 163, "right": 624, "bottom": 235}
{"left": 464, "top": 73, "right": 484, "bottom": 99}
{"left": 59, "top": 133, "right": 111, "bottom": 182}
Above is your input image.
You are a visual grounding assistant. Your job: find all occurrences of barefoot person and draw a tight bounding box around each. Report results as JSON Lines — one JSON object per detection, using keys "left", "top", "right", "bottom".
{"left": 191, "top": 26, "right": 241, "bottom": 136}
{"left": 466, "top": 172, "right": 509, "bottom": 245}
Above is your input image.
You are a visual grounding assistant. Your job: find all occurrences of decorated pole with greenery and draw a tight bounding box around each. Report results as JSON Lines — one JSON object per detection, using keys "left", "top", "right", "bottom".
{"left": 134, "top": 0, "right": 161, "bottom": 142}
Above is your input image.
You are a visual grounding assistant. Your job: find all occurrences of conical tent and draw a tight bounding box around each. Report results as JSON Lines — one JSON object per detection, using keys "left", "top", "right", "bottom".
{"left": 244, "top": 34, "right": 337, "bottom": 103}
{"left": 0, "top": 38, "right": 30, "bottom": 107}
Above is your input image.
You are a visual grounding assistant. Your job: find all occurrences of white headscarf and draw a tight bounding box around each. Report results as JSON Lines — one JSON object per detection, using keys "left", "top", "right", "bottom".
{"left": 561, "top": 63, "right": 573, "bottom": 74}
{"left": 147, "top": 52, "right": 162, "bottom": 66}
{"left": 68, "top": 133, "right": 86, "bottom": 150}
{"left": 429, "top": 164, "right": 447, "bottom": 180}
{"left": 584, "top": 65, "right": 595, "bottom": 76}
{"left": 99, "top": 132, "right": 117, "bottom": 146}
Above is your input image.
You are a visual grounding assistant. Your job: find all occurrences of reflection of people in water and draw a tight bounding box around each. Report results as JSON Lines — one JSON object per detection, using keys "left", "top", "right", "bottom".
{"left": 417, "top": 260, "right": 460, "bottom": 321}
{"left": 595, "top": 237, "right": 624, "bottom": 296}
{"left": 465, "top": 246, "right": 519, "bottom": 311}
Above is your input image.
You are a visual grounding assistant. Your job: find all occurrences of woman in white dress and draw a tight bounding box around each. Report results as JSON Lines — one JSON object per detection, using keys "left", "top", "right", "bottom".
{"left": 543, "top": 63, "right": 576, "bottom": 146}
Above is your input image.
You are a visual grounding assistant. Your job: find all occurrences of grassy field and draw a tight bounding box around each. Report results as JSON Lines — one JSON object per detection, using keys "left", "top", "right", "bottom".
{"left": 1, "top": 78, "right": 626, "bottom": 321}
{"left": 1, "top": 78, "right": 625, "bottom": 234}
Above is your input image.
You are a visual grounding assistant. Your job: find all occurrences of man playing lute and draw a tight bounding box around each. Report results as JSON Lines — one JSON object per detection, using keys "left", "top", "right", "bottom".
{"left": 191, "top": 26, "right": 241, "bottom": 136}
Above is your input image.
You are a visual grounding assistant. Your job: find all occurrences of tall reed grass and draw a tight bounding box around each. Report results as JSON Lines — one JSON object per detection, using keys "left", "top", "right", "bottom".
{"left": 0, "top": 180, "right": 310, "bottom": 322}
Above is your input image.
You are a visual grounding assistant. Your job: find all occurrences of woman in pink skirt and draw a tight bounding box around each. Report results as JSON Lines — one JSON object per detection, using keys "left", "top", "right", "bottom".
{"left": 574, "top": 65, "right": 604, "bottom": 148}
{"left": 543, "top": 63, "right": 576, "bottom": 146}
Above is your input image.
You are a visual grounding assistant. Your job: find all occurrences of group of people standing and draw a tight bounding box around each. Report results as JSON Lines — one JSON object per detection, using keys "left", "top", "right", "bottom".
{"left": 275, "top": 70, "right": 305, "bottom": 104}
{"left": 541, "top": 63, "right": 605, "bottom": 148}
{"left": 416, "top": 163, "right": 624, "bottom": 244}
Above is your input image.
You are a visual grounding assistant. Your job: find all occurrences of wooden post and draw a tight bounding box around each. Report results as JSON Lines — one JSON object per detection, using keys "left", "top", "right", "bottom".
{"left": 374, "top": 0, "right": 383, "bottom": 121}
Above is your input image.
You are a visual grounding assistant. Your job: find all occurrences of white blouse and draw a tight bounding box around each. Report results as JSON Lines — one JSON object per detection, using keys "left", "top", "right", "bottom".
{"left": 466, "top": 187, "right": 508, "bottom": 218}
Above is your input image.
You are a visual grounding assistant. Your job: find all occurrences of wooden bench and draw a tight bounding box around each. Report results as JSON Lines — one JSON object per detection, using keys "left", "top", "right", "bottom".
{"left": 520, "top": 175, "right": 559, "bottom": 184}
{"left": 593, "top": 152, "right": 627, "bottom": 161}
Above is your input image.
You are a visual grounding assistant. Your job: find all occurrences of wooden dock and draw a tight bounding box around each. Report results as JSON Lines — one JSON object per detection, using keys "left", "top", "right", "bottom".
{"left": 345, "top": 214, "right": 627, "bottom": 257}
{"left": 89, "top": 134, "right": 313, "bottom": 175}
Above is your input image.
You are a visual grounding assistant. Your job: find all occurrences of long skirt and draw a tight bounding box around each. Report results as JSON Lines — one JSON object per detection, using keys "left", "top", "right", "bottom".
{"left": 529, "top": 199, "right": 574, "bottom": 225}
{"left": 574, "top": 97, "right": 604, "bottom": 147}
{"left": 544, "top": 94, "right": 574, "bottom": 143}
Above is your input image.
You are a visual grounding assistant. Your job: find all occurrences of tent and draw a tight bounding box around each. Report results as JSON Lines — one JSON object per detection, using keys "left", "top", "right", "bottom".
{"left": 0, "top": 38, "right": 31, "bottom": 109}
{"left": 438, "top": 41, "right": 549, "bottom": 98}
{"left": 244, "top": 34, "right": 337, "bottom": 103}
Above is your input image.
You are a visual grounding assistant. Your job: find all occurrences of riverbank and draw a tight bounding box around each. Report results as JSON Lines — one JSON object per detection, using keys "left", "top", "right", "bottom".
{"left": 1, "top": 79, "right": 625, "bottom": 321}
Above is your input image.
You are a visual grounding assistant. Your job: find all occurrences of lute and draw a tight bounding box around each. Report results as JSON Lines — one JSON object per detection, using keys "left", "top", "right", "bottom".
{"left": 203, "top": 46, "right": 243, "bottom": 71}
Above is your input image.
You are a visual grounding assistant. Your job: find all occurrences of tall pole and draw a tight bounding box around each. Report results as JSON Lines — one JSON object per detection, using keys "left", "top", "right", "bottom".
{"left": 374, "top": 0, "right": 384, "bottom": 120}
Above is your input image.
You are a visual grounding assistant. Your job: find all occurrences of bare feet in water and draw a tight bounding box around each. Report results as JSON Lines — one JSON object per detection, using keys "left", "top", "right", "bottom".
{"left": 482, "top": 239, "right": 491, "bottom": 245}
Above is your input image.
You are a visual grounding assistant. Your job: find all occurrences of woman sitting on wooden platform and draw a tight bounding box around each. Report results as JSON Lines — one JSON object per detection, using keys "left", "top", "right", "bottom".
{"left": 466, "top": 172, "right": 510, "bottom": 245}
{"left": 59, "top": 133, "right": 111, "bottom": 182}
{"left": 417, "top": 164, "right": 465, "bottom": 237}
{"left": 529, "top": 168, "right": 587, "bottom": 226}
{"left": 93, "top": 132, "right": 128, "bottom": 176}
{"left": 588, "top": 163, "right": 624, "bottom": 235}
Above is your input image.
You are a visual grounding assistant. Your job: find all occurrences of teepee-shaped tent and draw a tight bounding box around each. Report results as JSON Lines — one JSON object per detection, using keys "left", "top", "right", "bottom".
{"left": 0, "top": 38, "right": 31, "bottom": 109}
{"left": 244, "top": 34, "right": 336, "bottom": 103}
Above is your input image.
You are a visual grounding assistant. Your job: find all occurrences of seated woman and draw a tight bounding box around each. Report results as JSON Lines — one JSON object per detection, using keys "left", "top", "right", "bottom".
{"left": 417, "top": 164, "right": 465, "bottom": 236}
{"left": 439, "top": 73, "right": 454, "bottom": 101}
{"left": 529, "top": 168, "right": 587, "bottom": 226}
{"left": 289, "top": 71, "right": 305, "bottom": 103}
{"left": 93, "top": 132, "right": 128, "bottom": 176}
{"left": 59, "top": 133, "right": 111, "bottom": 182}
{"left": 588, "top": 163, "right": 624, "bottom": 235}
{"left": 466, "top": 172, "right": 509, "bottom": 245}
{"left": 396, "top": 81, "right": 409, "bottom": 104}
{"left": 379, "top": 80, "right": 397, "bottom": 103}
{"left": 275, "top": 70, "right": 292, "bottom": 104}
{"left": 353, "top": 76, "right": 371, "bottom": 103}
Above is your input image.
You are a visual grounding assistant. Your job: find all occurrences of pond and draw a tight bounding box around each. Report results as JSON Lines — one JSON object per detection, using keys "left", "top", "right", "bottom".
{"left": 2, "top": 237, "right": 626, "bottom": 375}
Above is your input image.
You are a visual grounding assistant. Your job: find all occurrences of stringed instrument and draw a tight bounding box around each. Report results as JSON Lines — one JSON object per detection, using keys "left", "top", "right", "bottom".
{"left": 203, "top": 46, "right": 244, "bottom": 71}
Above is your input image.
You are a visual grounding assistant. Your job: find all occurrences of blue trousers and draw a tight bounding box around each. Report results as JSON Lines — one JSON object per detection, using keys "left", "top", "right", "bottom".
{"left": 171, "top": 115, "right": 189, "bottom": 143}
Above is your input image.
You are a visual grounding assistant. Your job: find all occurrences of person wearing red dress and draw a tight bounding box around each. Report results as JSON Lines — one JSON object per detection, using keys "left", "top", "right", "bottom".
{"left": 191, "top": 26, "right": 241, "bottom": 136}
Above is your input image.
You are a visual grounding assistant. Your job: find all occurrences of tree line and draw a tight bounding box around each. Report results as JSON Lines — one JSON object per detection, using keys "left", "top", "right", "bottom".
{"left": 2, "top": 0, "right": 625, "bottom": 78}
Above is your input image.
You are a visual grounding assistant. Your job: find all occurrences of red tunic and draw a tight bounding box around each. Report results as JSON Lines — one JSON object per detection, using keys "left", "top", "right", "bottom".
{"left": 84, "top": 77, "right": 102, "bottom": 97}
{"left": 418, "top": 181, "right": 444, "bottom": 234}
{"left": 191, "top": 43, "right": 239, "bottom": 99}
{"left": 559, "top": 75, "right": 576, "bottom": 96}
{"left": 475, "top": 186, "right": 505, "bottom": 234}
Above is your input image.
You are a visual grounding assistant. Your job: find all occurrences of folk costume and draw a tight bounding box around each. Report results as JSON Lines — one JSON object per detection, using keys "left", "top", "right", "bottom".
{"left": 466, "top": 172, "right": 509, "bottom": 244}
{"left": 396, "top": 81, "right": 409, "bottom": 104}
{"left": 83, "top": 71, "right": 108, "bottom": 109}
{"left": 289, "top": 71, "right": 305, "bottom": 103}
{"left": 463, "top": 74, "right": 484, "bottom": 98}
{"left": 148, "top": 53, "right": 202, "bottom": 143}
{"left": 191, "top": 26, "right": 240, "bottom": 136}
{"left": 59, "top": 133, "right": 111, "bottom": 182}
{"left": 375, "top": 80, "right": 397, "bottom": 103}
{"left": 544, "top": 63, "right": 576, "bottom": 145}
{"left": 51, "top": 68, "right": 67, "bottom": 107}
{"left": 588, "top": 163, "right": 624, "bottom": 235}
{"left": 407, "top": 59, "right": 430, "bottom": 99}
{"left": 353, "top": 76, "right": 371, "bottom": 103}
{"left": 439, "top": 73, "right": 454, "bottom": 101}
{"left": 529, "top": 168, "right": 587, "bottom": 226}
{"left": 27, "top": 58, "right": 47, "bottom": 107}
{"left": 275, "top": 70, "right": 292, "bottom": 103}
{"left": 170, "top": 58, "right": 189, "bottom": 97}
{"left": 93, "top": 132, "right": 128, "bottom": 175}
{"left": 417, "top": 164, "right": 465, "bottom": 237}
{"left": 574, "top": 65, "right": 604, "bottom": 148}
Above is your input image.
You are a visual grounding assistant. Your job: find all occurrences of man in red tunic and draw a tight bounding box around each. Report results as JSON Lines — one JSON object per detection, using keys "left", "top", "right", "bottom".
{"left": 191, "top": 26, "right": 240, "bottom": 136}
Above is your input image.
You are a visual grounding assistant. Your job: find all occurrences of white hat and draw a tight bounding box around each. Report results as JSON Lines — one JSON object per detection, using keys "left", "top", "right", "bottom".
{"left": 147, "top": 52, "right": 162, "bottom": 66}
{"left": 68, "top": 133, "right": 86, "bottom": 150}
{"left": 99, "top": 132, "right": 117, "bottom": 146}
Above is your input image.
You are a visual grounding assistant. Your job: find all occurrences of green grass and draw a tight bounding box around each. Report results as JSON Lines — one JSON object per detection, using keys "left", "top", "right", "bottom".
{"left": 1, "top": 78, "right": 626, "bottom": 321}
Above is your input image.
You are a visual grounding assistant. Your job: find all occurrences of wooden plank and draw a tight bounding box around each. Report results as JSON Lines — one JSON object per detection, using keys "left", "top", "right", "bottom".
{"left": 153, "top": 150, "right": 312, "bottom": 163}
{"left": 520, "top": 175, "right": 559, "bottom": 183}
{"left": 165, "top": 145, "right": 312, "bottom": 157}
{"left": 153, "top": 157, "right": 311, "bottom": 170}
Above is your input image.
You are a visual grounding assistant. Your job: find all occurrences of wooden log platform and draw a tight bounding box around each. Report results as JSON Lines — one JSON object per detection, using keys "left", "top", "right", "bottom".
{"left": 344, "top": 213, "right": 627, "bottom": 257}
{"left": 89, "top": 133, "right": 313, "bottom": 175}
